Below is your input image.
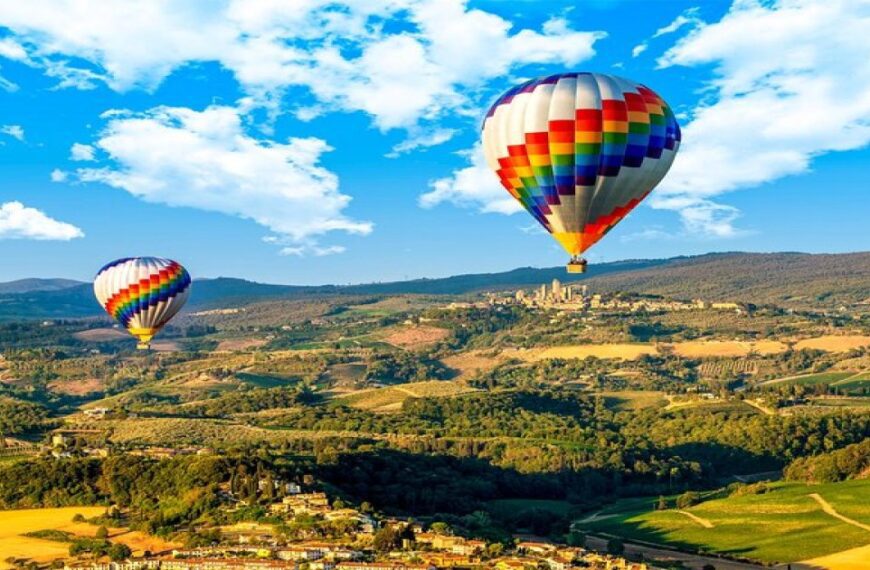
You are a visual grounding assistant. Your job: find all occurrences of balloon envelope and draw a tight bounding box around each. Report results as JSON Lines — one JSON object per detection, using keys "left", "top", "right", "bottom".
{"left": 482, "top": 72, "right": 680, "bottom": 261}
{"left": 93, "top": 257, "right": 191, "bottom": 349}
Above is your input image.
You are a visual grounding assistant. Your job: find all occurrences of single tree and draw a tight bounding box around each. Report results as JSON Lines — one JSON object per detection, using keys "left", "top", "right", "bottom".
{"left": 108, "top": 543, "right": 132, "bottom": 562}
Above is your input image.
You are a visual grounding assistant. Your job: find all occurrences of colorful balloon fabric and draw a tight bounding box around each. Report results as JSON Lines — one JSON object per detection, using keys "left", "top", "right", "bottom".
{"left": 93, "top": 257, "right": 191, "bottom": 349}
{"left": 482, "top": 72, "right": 680, "bottom": 260}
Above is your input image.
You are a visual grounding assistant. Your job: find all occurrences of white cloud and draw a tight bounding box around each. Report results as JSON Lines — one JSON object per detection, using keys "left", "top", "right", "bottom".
{"left": 50, "top": 168, "right": 68, "bottom": 182}
{"left": 0, "top": 0, "right": 605, "bottom": 135}
{"left": 0, "top": 38, "right": 28, "bottom": 62}
{"left": 279, "top": 244, "right": 346, "bottom": 257}
{"left": 74, "top": 105, "right": 371, "bottom": 250}
{"left": 69, "top": 142, "right": 95, "bottom": 161}
{"left": 420, "top": 144, "right": 521, "bottom": 214}
{"left": 0, "top": 201, "right": 83, "bottom": 240}
{"left": 0, "top": 124, "right": 24, "bottom": 141}
{"left": 0, "top": 73, "right": 17, "bottom": 92}
{"left": 654, "top": 8, "right": 702, "bottom": 37}
{"left": 631, "top": 7, "right": 700, "bottom": 58}
{"left": 619, "top": 226, "right": 675, "bottom": 243}
{"left": 652, "top": 0, "right": 870, "bottom": 236}
{"left": 387, "top": 128, "right": 457, "bottom": 158}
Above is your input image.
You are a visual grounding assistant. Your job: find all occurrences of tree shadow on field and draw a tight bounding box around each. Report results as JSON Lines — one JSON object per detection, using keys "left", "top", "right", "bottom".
{"left": 665, "top": 441, "right": 783, "bottom": 479}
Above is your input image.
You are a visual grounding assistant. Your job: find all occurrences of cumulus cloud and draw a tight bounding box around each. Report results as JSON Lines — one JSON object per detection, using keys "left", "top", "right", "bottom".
{"left": 0, "top": 201, "right": 83, "bottom": 240}
{"left": 69, "top": 142, "right": 96, "bottom": 161}
{"left": 650, "top": 0, "right": 870, "bottom": 236}
{"left": 50, "top": 169, "right": 68, "bottom": 182}
{"left": 0, "top": 124, "right": 24, "bottom": 141}
{"left": 420, "top": 144, "right": 521, "bottom": 214}
{"left": 0, "top": 0, "right": 605, "bottom": 137}
{"left": 74, "top": 105, "right": 371, "bottom": 250}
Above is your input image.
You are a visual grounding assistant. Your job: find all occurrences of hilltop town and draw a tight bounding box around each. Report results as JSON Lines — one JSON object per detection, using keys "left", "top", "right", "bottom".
{"left": 477, "top": 280, "right": 745, "bottom": 314}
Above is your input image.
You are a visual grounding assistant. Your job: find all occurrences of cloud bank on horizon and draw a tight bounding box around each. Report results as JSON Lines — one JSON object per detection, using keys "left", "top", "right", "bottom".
{"left": 0, "top": 0, "right": 867, "bottom": 261}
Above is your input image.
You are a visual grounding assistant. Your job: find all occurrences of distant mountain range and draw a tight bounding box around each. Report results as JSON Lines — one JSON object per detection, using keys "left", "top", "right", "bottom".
{"left": 1, "top": 252, "right": 867, "bottom": 320}
{"left": 0, "top": 278, "right": 85, "bottom": 294}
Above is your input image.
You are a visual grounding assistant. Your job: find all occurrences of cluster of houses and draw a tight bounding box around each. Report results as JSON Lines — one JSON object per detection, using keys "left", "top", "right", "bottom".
{"left": 63, "top": 536, "right": 650, "bottom": 570}
{"left": 47, "top": 429, "right": 214, "bottom": 460}
{"left": 264, "top": 491, "right": 377, "bottom": 535}
{"left": 483, "top": 280, "right": 745, "bottom": 314}
{"left": 59, "top": 490, "right": 650, "bottom": 570}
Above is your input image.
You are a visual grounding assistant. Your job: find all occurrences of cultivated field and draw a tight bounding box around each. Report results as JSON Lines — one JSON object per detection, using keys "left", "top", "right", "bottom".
{"left": 518, "top": 343, "right": 658, "bottom": 361}
{"left": 804, "top": 543, "right": 870, "bottom": 570}
{"left": 0, "top": 506, "right": 175, "bottom": 566}
{"left": 0, "top": 506, "right": 104, "bottom": 566}
{"left": 794, "top": 335, "right": 870, "bottom": 352}
{"left": 600, "top": 390, "right": 668, "bottom": 411}
{"left": 382, "top": 325, "right": 450, "bottom": 349}
{"left": 46, "top": 377, "right": 104, "bottom": 395}
{"left": 516, "top": 336, "right": 868, "bottom": 363}
{"left": 441, "top": 351, "right": 504, "bottom": 380}
{"left": 335, "top": 380, "right": 475, "bottom": 412}
{"left": 215, "top": 337, "right": 268, "bottom": 351}
{"left": 576, "top": 480, "right": 870, "bottom": 564}
{"left": 670, "top": 340, "right": 787, "bottom": 358}
{"left": 72, "top": 328, "right": 128, "bottom": 342}
{"left": 764, "top": 371, "right": 857, "bottom": 387}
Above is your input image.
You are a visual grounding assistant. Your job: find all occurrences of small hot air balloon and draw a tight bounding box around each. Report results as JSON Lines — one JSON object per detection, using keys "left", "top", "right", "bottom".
{"left": 482, "top": 72, "right": 681, "bottom": 273}
{"left": 94, "top": 257, "right": 192, "bottom": 349}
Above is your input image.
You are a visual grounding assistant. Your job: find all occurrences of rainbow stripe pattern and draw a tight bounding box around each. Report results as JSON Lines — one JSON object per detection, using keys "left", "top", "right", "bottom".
{"left": 93, "top": 257, "right": 191, "bottom": 347}
{"left": 482, "top": 72, "right": 681, "bottom": 257}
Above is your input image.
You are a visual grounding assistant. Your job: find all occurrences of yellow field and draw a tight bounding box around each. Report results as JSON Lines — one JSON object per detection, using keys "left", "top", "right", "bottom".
{"left": 382, "top": 325, "right": 450, "bottom": 349}
{"left": 216, "top": 337, "right": 268, "bottom": 351}
{"left": 0, "top": 507, "right": 178, "bottom": 567}
{"left": 600, "top": 390, "right": 668, "bottom": 411}
{"left": 794, "top": 335, "right": 870, "bottom": 352}
{"left": 441, "top": 351, "right": 504, "bottom": 379}
{"left": 671, "top": 339, "right": 788, "bottom": 358}
{"left": 518, "top": 343, "right": 658, "bottom": 361}
{"left": 0, "top": 506, "right": 105, "bottom": 567}
{"left": 803, "top": 543, "right": 870, "bottom": 570}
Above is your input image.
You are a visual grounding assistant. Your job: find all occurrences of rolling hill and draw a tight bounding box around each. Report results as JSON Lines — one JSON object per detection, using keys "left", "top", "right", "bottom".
{"left": 582, "top": 251, "right": 870, "bottom": 307}
{"left": 0, "top": 278, "right": 84, "bottom": 294}
{"left": 0, "top": 251, "right": 866, "bottom": 320}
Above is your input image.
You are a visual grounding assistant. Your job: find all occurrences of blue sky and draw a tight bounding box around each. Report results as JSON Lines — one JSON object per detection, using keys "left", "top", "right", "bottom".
{"left": 0, "top": 0, "right": 867, "bottom": 285}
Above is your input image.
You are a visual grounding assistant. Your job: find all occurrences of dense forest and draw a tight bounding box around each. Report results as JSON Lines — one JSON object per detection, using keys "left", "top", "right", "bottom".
{"left": 3, "top": 387, "right": 868, "bottom": 540}
{"left": 784, "top": 439, "right": 870, "bottom": 483}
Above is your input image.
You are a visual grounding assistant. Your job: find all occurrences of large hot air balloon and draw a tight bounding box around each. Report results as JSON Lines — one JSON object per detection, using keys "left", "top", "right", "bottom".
{"left": 94, "top": 257, "right": 192, "bottom": 349}
{"left": 482, "top": 72, "right": 681, "bottom": 273}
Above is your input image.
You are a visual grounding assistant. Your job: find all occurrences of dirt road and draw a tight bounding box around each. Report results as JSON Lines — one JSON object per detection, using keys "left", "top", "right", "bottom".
{"left": 809, "top": 493, "right": 870, "bottom": 532}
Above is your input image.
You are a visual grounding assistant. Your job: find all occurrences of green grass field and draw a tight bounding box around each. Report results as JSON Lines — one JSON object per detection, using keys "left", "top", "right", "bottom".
{"left": 780, "top": 371, "right": 856, "bottom": 386}
{"left": 831, "top": 373, "right": 870, "bottom": 395}
{"left": 334, "top": 380, "right": 475, "bottom": 412}
{"left": 667, "top": 399, "right": 760, "bottom": 415}
{"left": 575, "top": 480, "right": 870, "bottom": 563}
{"left": 234, "top": 371, "right": 298, "bottom": 388}
{"left": 809, "top": 397, "right": 870, "bottom": 408}
{"left": 600, "top": 390, "right": 668, "bottom": 411}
